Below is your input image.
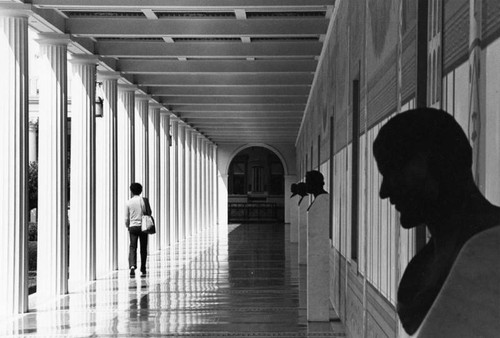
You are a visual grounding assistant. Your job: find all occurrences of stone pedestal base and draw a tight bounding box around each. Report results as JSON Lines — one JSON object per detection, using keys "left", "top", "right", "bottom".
{"left": 306, "top": 194, "right": 330, "bottom": 322}
{"left": 290, "top": 195, "right": 300, "bottom": 243}
{"left": 298, "top": 199, "right": 308, "bottom": 265}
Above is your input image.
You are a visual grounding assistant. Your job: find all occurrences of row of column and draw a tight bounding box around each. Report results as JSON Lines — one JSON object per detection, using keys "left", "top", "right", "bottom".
{"left": 169, "top": 120, "right": 217, "bottom": 244}
{"left": 0, "top": 7, "right": 218, "bottom": 316}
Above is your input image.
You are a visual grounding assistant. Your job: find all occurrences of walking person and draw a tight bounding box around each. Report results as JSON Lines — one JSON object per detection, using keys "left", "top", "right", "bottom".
{"left": 125, "top": 183, "right": 152, "bottom": 277}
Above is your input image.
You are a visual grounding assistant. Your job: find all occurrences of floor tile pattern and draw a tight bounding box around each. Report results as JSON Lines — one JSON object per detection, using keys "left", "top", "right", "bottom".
{"left": 1, "top": 223, "right": 345, "bottom": 337}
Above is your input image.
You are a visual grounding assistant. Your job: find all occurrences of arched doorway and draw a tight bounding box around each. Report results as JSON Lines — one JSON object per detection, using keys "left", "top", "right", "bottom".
{"left": 227, "top": 146, "right": 285, "bottom": 223}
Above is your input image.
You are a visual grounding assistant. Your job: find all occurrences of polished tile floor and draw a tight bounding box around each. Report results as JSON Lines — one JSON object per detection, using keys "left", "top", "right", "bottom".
{"left": 1, "top": 223, "right": 345, "bottom": 337}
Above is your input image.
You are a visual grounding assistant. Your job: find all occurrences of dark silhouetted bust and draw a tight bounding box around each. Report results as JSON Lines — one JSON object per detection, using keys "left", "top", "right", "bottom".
{"left": 305, "top": 171, "right": 328, "bottom": 211}
{"left": 290, "top": 183, "right": 299, "bottom": 198}
{"left": 305, "top": 171, "right": 327, "bottom": 198}
{"left": 373, "top": 108, "right": 500, "bottom": 334}
{"left": 296, "top": 182, "right": 308, "bottom": 205}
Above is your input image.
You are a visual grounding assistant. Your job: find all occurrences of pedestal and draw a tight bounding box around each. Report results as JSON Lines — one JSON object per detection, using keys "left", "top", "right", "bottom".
{"left": 298, "top": 198, "right": 308, "bottom": 265}
{"left": 290, "top": 195, "right": 300, "bottom": 243}
{"left": 306, "top": 194, "right": 330, "bottom": 321}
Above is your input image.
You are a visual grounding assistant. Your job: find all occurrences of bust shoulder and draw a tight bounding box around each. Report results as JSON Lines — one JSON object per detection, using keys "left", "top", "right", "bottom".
{"left": 415, "top": 225, "right": 500, "bottom": 337}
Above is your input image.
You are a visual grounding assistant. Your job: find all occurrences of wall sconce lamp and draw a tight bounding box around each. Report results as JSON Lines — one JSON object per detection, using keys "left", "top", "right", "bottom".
{"left": 95, "top": 81, "right": 104, "bottom": 118}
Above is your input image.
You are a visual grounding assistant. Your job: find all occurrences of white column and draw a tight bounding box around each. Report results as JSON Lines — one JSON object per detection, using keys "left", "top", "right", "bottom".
{"left": 184, "top": 128, "right": 192, "bottom": 237}
{"left": 206, "top": 143, "right": 211, "bottom": 228}
{"left": 95, "top": 72, "right": 120, "bottom": 277}
{"left": 170, "top": 119, "right": 179, "bottom": 243}
{"left": 208, "top": 143, "right": 214, "bottom": 227}
{"left": 199, "top": 138, "right": 206, "bottom": 228}
{"left": 134, "top": 95, "right": 149, "bottom": 196}
{"left": 200, "top": 140, "right": 205, "bottom": 228}
{"left": 148, "top": 104, "right": 161, "bottom": 252}
{"left": 213, "top": 145, "right": 218, "bottom": 226}
{"left": 218, "top": 174, "right": 229, "bottom": 226}
{"left": 0, "top": 7, "right": 30, "bottom": 315}
{"left": 191, "top": 132, "right": 198, "bottom": 234}
{"left": 28, "top": 120, "right": 38, "bottom": 163}
{"left": 69, "top": 54, "right": 98, "bottom": 287}
{"left": 178, "top": 124, "right": 186, "bottom": 239}
{"left": 204, "top": 141, "right": 209, "bottom": 228}
{"left": 117, "top": 84, "right": 135, "bottom": 270}
{"left": 160, "top": 112, "right": 171, "bottom": 248}
{"left": 196, "top": 136, "right": 203, "bottom": 232}
{"left": 36, "top": 33, "right": 71, "bottom": 302}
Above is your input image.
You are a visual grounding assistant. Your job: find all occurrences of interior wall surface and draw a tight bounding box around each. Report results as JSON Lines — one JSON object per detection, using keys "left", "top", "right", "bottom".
{"left": 296, "top": 0, "right": 500, "bottom": 337}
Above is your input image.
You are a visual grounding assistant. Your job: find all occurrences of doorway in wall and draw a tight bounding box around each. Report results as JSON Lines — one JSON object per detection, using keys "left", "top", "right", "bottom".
{"left": 227, "top": 146, "right": 285, "bottom": 223}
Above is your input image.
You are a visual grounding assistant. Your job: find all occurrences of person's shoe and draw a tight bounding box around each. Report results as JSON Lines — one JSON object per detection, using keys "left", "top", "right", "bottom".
{"left": 130, "top": 266, "right": 136, "bottom": 277}
{"left": 140, "top": 268, "right": 146, "bottom": 277}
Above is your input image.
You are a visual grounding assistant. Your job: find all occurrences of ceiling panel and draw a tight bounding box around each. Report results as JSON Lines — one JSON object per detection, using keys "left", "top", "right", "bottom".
{"left": 30, "top": 0, "right": 333, "bottom": 144}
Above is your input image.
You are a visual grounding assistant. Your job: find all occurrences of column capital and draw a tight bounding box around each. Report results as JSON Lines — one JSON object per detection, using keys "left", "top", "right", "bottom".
{"left": 149, "top": 102, "right": 164, "bottom": 109}
{"left": 69, "top": 54, "right": 99, "bottom": 65}
{"left": 117, "top": 84, "right": 137, "bottom": 92}
{"left": 97, "top": 71, "right": 121, "bottom": 81}
{"left": 135, "top": 93, "right": 150, "bottom": 102}
{"left": 35, "top": 33, "right": 71, "bottom": 46}
{"left": 0, "top": 3, "right": 32, "bottom": 17}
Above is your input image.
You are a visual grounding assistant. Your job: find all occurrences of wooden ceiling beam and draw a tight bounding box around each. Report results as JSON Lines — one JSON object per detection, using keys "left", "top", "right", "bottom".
{"left": 147, "top": 86, "right": 310, "bottom": 96}
{"left": 118, "top": 59, "right": 317, "bottom": 73}
{"left": 177, "top": 112, "right": 302, "bottom": 118}
{"left": 170, "top": 104, "right": 304, "bottom": 112}
{"left": 34, "top": 0, "right": 335, "bottom": 10}
{"left": 97, "top": 41, "right": 322, "bottom": 58}
{"left": 137, "top": 73, "right": 313, "bottom": 86}
{"left": 162, "top": 96, "right": 307, "bottom": 105}
{"left": 68, "top": 17, "right": 328, "bottom": 37}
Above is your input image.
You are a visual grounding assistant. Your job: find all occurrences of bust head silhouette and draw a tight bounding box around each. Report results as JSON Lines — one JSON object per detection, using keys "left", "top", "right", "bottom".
{"left": 305, "top": 170, "right": 327, "bottom": 198}
{"left": 373, "top": 108, "right": 473, "bottom": 229}
{"left": 372, "top": 108, "right": 500, "bottom": 335}
{"left": 290, "top": 183, "right": 299, "bottom": 198}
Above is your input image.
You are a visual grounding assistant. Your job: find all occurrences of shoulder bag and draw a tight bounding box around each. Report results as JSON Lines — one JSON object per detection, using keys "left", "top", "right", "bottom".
{"left": 140, "top": 198, "right": 156, "bottom": 234}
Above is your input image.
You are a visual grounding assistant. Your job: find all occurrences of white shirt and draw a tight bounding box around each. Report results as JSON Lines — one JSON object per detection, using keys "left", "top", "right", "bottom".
{"left": 125, "top": 195, "right": 145, "bottom": 228}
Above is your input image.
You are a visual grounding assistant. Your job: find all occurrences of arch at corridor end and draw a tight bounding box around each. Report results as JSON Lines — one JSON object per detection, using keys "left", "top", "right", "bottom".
{"left": 223, "top": 143, "right": 289, "bottom": 176}
{"left": 216, "top": 143, "right": 297, "bottom": 226}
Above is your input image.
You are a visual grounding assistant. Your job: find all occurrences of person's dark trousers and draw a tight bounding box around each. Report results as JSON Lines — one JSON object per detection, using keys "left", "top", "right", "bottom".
{"left": 128, "top": 226, "right": 148, "bottom": 271}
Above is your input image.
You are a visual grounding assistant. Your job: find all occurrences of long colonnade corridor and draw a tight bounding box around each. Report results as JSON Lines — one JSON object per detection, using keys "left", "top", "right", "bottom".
{"left": 0, "top": 224, "right": 345, "bottom": 337}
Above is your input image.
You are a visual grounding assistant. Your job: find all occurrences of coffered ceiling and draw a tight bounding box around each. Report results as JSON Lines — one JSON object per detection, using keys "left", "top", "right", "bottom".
{"left": 25, "top": 0, "right": 334, "bottom": 144}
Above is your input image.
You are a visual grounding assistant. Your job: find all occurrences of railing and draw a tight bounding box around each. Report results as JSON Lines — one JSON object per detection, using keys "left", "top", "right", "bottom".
{"left": 228, "top": 202, "right": 283, "bottom": 223}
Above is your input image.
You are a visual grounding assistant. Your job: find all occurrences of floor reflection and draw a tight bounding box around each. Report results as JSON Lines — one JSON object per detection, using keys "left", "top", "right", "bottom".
{"left": 0, "top": 223, "right": 345, "bottom": 337}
